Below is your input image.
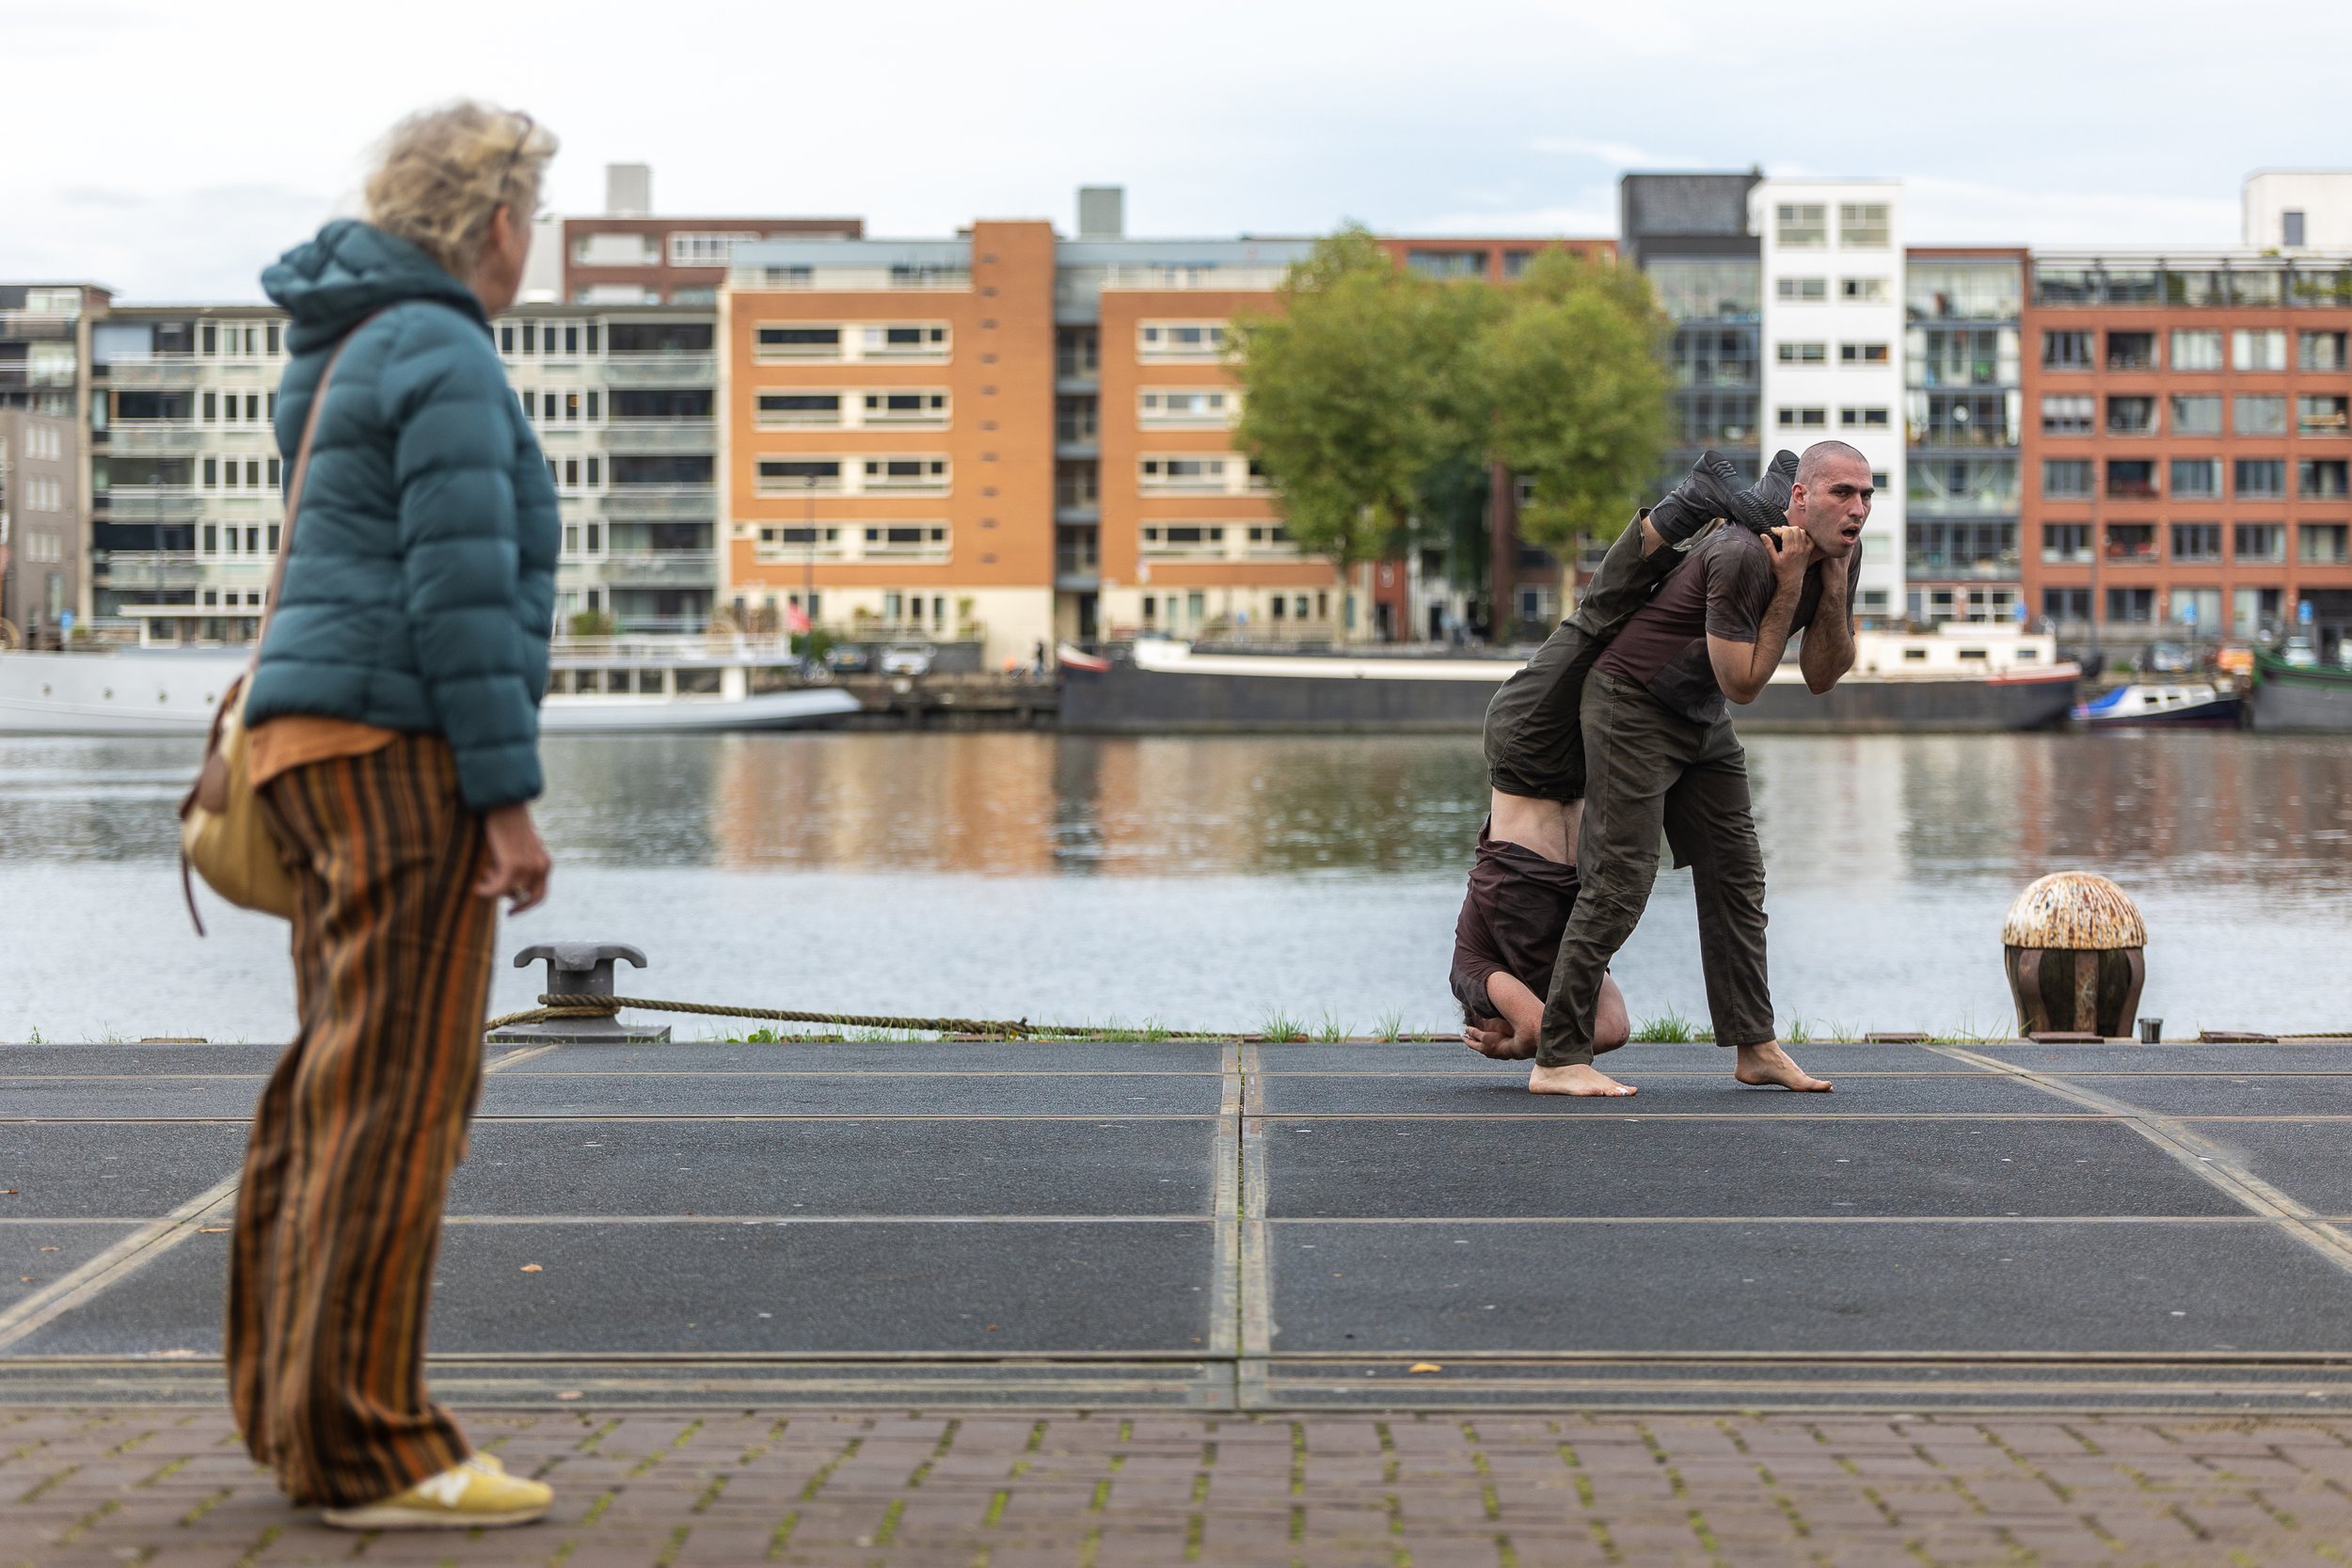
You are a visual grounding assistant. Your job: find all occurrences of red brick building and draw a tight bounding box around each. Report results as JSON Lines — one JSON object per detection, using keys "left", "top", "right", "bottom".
{"left": 2019, "top": 252, "right": 2352, "bottom": 656}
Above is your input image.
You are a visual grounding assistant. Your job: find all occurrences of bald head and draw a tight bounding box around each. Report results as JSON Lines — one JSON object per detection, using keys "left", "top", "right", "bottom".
{"left": 1797, "top": 440, "right": 1868, "bottom": 488}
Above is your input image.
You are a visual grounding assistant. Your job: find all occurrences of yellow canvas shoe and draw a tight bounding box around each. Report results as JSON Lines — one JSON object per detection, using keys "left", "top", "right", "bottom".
{"left": 322, "top": 1456, "right": 551, "bottom": 1529}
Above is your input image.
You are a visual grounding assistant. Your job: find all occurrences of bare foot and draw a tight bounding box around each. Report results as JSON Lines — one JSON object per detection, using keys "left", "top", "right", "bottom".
{"left": 1735, "top": 1041, "right": 1833, "bottom": 1092}
{"left": 1463, "top": 1022, "right": 1535, "bottom": 1061}
{"left": 1528, "top": 1062, "right": 1638, "bottom": 1097}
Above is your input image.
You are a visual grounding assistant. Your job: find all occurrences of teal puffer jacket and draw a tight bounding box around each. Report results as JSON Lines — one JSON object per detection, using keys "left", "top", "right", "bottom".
{"left": 246, "top": 219, "right": 559, "bottom": 811}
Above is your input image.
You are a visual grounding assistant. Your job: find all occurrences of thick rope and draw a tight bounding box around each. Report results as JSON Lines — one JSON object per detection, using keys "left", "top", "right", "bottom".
{"left": 485, "top": 993, "right": 1225, "bottom": 1041}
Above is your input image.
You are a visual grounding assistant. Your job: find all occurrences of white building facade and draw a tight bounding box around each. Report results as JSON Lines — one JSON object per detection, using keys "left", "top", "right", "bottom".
{"left": 1755, "top": 179, "right": 1905, "bottom": 623}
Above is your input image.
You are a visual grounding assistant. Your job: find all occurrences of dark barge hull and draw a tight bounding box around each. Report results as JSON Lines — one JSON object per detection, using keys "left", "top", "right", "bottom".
{"left": 2249, "top": 657, "right": 2352, "bottom": 732}
{"left": 1059, "top": 658, "right": 2079, "bottom": 735}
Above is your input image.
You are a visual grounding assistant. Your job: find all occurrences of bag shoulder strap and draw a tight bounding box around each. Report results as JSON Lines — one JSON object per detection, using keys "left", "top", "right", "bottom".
{"left": 249, "top": 308, "right": 388, "bottom": 674}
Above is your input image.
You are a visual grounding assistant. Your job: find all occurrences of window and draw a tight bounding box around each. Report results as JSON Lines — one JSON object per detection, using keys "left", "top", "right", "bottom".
{"left": 668, "top": 231, "right": 757, "bottom": 267}
{"left": 1904, "top": 261, "right": 2022, "bottom": 322}
{"left": 862, "top": 324, "right": 949, "bottom": 356}
{"left": 2041, "top": 394, "right": 2095, "bottom": 435}
{"left": 1138, "top": 388, "right": 1232, "bottom": 423}
{"left": 1140, "top": 456, "right": 1230, "bottom": 491}
{"left": 2284, "top": 211, "right": 2308, "bottom": 248}
{"left": 1405, "top": 249, "right": 1487, "bottom": 278}
{"left": 863, "top": 390, "right": 949, "bottom": 424}
{"left": 1838, "top": 202, "right": 1890, "bottom": 247}
{"left": 2301, "top": 523, "right": 2351, "bottom": 563}
{"left": 2042, "top": 523, "right": 2091, "bottom": 563}
{"left": 2232, "top": 395, "right": 2289, "bottom": 436}
{"left": 2170, "top": 394, "right": 2222, "bottom": 436}
{"left": 2106, "top": 460, "right": 2156, "bottom": 499}
{"left": 2233, "top": 329, "right": 2287, "bottom": 371}
{"left": 2171, "top": 523, "right": 2222, "bottom": 562}
{"left": 1138, "top": 322, "right": 1227, "bottom": 358}
{"left": 1776, "top": 203, "right": 1827, "bottom": 246}
{"left": 2171, "top": 458, "right": 2222, "bottom": 499}
{"left": 755, "top": 458, "right": 843, "bottom": 492}
{"left": 2106, "top": 588, "right": 2155, "bottom": 624}
{"left": 1838, "top": 341, "right": 1890, "bottom": 364}
{"left": 1838, "top": 277, "right": 1889, "bottom": 303}
{"left": 2042, "top": 588, "right": 2092, "bottom": 623}
{"left": 1839, "top": 406, "right": 1889, "bottom": 428}
{"left": 1777, "top": 405, "right": 1828, "bottom": 428}
{"left": 2106, "top": 395, "right": 2156, "bottom": 436}
{"left": 2042, "top": 459, "right": 2094, "bottom": 499}
{"left": 2235, "top": 522, "right": 2285, "bottom": 562}
{"left": 754, "top": 325, "right": 839, "bottom": 360}
{"left": 1775, "top": 277, "right": 1827, "bottom": 302}
{"left": 2104, "top": 331, "right": 2156, "bottom": 371}
{"left": 2236, "top": 459, "right": 2287, "bottom": 499}
{"left": 863, "top": 458, "right": 948, "bottom": 490}
{"left": 2301, "top": 459, "right": 2350, "bottom": 499}
{"left": 2298, "top": 330, "right": 2347, "bottom": 371}
{"left": 1139, "top": 524, "right": 1229, "bottom": 555}
{"left": 2299, "top": 395, "right": 2349, "bottom": 436}
{"left": 755, "top": 392, "right": 841, "bottom": 426}
{"left": 606, "top": 321, "right": 713, "bottom": 354}
{"left": 1777, "top": 341, "right": 1827, "bottom": 364}
{"left": 862, "top": 525, "right": 950, "bottom": 556}
{"left": 2171, "top": 329, "right": 2222, "bottom": 371}
{"left": 2042, "top": 329, "right": 2095, "bottom": 369}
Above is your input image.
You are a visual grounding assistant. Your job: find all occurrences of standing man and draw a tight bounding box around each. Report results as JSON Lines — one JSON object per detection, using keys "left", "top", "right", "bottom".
{"left": 1531, "top": 440, "right": 1873, "bottom": 1097}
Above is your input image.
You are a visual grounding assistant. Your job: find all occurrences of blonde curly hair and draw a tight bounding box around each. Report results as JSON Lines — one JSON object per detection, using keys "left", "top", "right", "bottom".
{"left": 363, "top": 101, "right": 558, "bottom": 279}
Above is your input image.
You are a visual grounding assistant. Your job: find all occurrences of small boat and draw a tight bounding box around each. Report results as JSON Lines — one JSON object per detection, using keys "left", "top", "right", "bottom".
{"left": 2072, "top": 681, "right": 2242, "bottom": 728}
{"left": 0, "top": 637, "right": 861, "bottom": 737}
{"left": 2248, "top": 649, "right": 2352, "bottom": 733}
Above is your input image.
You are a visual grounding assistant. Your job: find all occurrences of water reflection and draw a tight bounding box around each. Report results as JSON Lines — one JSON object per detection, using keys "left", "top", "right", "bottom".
{"left": 5, "top": 732, "right": 2349, "bottom": 893}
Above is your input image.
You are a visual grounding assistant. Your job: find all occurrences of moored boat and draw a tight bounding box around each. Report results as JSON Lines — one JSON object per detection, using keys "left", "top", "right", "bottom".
{"left": 2072, "top": 681, "right": 2243, "bottom": 728}
{"left": 1059, "top": 627, "right": 2079, "bottom": 735}
{"left": 2248, "top": 650, "right": 2352, "bottom": 733}
{"left": 0, "top": 637, "right": 860, "bottom": 737}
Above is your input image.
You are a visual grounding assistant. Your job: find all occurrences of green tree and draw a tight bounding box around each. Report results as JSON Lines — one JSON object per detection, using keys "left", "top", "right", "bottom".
{"left": 1229, "top": 229, "right": 1460, "bottom": 633}
{"left": 1470, "top": 249, "right": 1672, "bottom": 555}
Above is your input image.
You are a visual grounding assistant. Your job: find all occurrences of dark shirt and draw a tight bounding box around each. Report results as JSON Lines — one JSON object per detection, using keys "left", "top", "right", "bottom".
{"left": 1593, "top": 530, "right": 1863, "bottom": 724}
{"left": 1450, "top": 819, "right": 1581, "bottom": 1021}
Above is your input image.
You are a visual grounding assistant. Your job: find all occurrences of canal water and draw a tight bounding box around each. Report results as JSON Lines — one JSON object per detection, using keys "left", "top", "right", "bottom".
{"left": 1, "top": 730, "right": 2346, "bottom": 1044}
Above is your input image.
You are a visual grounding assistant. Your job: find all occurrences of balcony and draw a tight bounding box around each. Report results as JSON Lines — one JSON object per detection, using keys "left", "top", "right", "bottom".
{"left": 596, "top": 551, "right": 718, "bottom": 587}
{"left": 599, "top": 355, "right": 716, "bottom": 388}
{"left": 1903, "top": 552, "right": 2019, "bottom": 580}
{"left": 101, "top": 357, "right": 206, "bottom": 388}
{"left": 1102, "top": 264, "right": 1291, "bottom": 292}
{"left": 104, "top": 423, "right": 210, "bottom": 455}
{"left": 599, "top": 485, "right": 717, "bottom": 521}
{"left": 100, "top": 551, "right": 207, "bottom": 590}
{"left": 100, "top": 488, "right": 204, "bottom": 522}
{"left": 0, "top": 310, "right": 76, "bottom": 341}
{"left": 600, "top": 420, "right": 718, "bottom": 454}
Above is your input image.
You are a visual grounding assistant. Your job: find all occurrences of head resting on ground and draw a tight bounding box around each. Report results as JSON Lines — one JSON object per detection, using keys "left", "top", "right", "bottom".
{"left": 363, "top": 101, "right": 558, "bottom": 316}
{"left": 1788, "top": 440, "right": 1873, "bottom": 558}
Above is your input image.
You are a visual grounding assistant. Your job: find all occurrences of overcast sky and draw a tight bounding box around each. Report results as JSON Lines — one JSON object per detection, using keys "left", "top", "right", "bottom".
{"left": 7, "top": 0, "right": 2346, "bottom": 303}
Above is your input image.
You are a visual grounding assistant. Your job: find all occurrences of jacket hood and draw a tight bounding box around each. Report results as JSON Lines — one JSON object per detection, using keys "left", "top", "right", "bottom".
{"left": 262, "top": 219, "right": 487, "bottom": 353}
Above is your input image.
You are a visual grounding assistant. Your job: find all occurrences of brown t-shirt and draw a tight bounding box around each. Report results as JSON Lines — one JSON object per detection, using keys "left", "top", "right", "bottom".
{"left": 1450, "top": 819, "right": 1581, "bottom": 1021}
{"left": 1592, "top": 530, "right": 1863, "bottom": 723}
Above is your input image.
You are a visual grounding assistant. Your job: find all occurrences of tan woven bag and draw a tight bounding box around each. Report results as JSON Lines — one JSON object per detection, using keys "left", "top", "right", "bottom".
{"left": 179, "top": 324, "right": 366, "bottom": 930}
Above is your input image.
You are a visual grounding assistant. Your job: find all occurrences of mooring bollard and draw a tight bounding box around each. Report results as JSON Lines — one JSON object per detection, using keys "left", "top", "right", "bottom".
{"left": 486, "top": 942, "right": 673, "bottom": 1045}
{"left": 2001, "top": 873, "right": 2147, "bottom": 1041}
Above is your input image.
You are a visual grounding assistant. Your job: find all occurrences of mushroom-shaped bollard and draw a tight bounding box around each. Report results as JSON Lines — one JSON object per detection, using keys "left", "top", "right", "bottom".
{"left": 2001, "top": 873, "right": 2147, "bottom": 1041}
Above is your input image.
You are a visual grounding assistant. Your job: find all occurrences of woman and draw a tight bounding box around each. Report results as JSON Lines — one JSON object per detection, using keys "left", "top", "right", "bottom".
{"left": 230, "top": 102, "right": 562, "bottom": 1530}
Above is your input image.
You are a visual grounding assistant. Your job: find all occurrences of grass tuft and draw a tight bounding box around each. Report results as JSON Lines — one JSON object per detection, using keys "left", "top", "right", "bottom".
{"left": 1373, "top": 1012, "right": 1406, "bottom": 1044}
{"left": 1629, "top": 1009, "right": 1697, "bottom": 1044}
{"left": 1262, "top": 1011, "right": 1308, "bottom": 1043}
{"left": 1315, "top": 1011, "right": 1346, "bottom": 1044}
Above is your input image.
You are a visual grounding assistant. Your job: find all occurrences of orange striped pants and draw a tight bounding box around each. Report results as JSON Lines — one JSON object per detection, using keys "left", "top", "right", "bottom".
{"left": 230, "top": 736, "right": 496, "bottom": 1507}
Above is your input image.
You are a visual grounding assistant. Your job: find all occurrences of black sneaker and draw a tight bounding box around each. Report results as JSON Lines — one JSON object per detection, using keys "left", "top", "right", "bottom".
{"left": 1646, "top": 451, "right": 1747, "bottom": 546}
{"left": 1727, "top": 449, "right": 1799, "bottom": 535}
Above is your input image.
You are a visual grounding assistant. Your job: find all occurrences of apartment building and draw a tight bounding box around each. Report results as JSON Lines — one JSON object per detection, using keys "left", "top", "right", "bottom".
{"left": 2018, "top": 247, "right": 2352, "bottom": 651}
{"left": 1, "top": 284, "right": 103, "bottom": 633}
{"left": 1619, "top": 172, "right": 1765, "bottom": 492}
{"left": 544, "top": 164, "right": 863, "bottom": 307}
{"left": 88, "top": 305, "right": 290, "bottom": 641}
{"left": 496, "top": 305, "right": 721, "bottom": 629}
{"left": 1756, "top": 179, "right": 1905, "bottom": 624}
{"left": 1904, "top": 249, "right": 2026, "bottom": 624}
